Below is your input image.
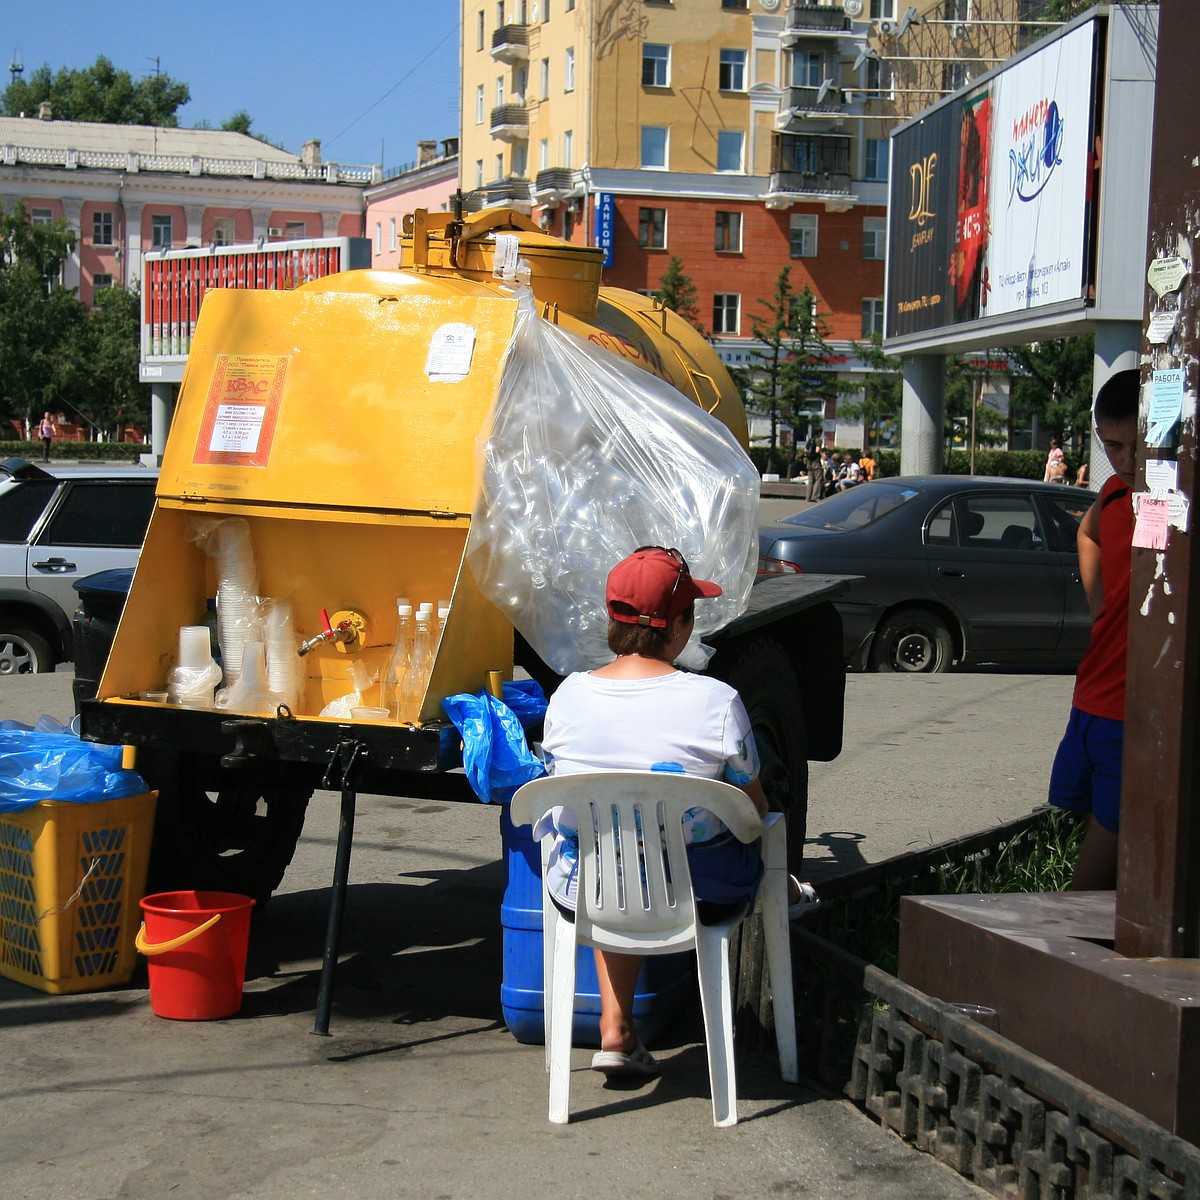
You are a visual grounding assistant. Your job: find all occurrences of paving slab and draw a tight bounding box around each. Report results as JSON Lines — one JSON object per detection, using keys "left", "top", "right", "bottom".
{"left": 0, "top": 666, "right": 1075, "bottom": 1199}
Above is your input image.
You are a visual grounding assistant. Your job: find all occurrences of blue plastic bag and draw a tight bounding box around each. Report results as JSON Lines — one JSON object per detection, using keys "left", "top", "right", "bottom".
{"left": 0, "top": 719, "right": 148, "bottom": 812}
{"left": 441, "top": 686, "right": 548, "bottom": 804}
{"left": 499, "top": 678, "right": 549, "bottom": 727}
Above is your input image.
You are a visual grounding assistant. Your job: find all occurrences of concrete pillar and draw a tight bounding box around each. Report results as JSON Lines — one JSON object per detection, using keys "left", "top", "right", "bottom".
{"left": 1087, "top": 320, "right": 1142, "bottom": 490}
{"left": 900, "top": 353, "right": 945, "bottom": 475}
{"left": 142, "top": 382, "right": 176, "bottom": 467}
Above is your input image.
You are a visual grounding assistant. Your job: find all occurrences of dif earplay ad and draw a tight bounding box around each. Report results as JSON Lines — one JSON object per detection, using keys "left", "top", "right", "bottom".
{"left": 886, "top": 19, "right": 1099, "bottom": 341}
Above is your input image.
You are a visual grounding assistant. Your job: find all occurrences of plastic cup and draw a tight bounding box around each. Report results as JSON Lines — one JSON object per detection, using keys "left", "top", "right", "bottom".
{"left": 140, "top": 691, "right": 169, "bottom": 703}
{"left": 350, "top": 706, "right": 389, "bottom": 721}
{"left": 178, "top": 626, "right": 213, "bottom": 669}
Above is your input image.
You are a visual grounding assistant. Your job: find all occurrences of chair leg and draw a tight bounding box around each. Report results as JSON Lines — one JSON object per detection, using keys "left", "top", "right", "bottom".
{"left": 761, "top": 871, "right": 799, "bottom": 1083}
{"left": 547, "top": 914, "right": 578, "bottom": 1124}
{"left": 695, "top": 923, "right": 738, "bottom": 1127}
{"left": 542, "top": 893, "right": 556, "bottom": 1073}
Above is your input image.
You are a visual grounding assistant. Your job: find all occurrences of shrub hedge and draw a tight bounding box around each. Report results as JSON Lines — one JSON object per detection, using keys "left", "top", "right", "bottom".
{"left": 0, "top": 441, "right": 147, "bottom": 464}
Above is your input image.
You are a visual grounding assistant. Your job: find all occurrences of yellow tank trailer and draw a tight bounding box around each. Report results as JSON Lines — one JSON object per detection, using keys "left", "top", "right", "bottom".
{"left": 80, "top": 207, "right": 846, "bottom": 912}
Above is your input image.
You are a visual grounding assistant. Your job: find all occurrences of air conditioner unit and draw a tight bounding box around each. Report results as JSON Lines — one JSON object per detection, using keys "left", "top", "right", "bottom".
{"left": 951, "top": 22, "right": 970, "bottom": 39}
{"left": 877, "top": 19, "right": 897, "bottom": 36}
{"left": 267, "top": 226, "right": 284, "bottom": 238}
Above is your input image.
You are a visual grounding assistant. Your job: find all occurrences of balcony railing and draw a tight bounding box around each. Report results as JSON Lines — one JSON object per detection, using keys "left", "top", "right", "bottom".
{"left": 784, "top": 4, "right": 850, "bottom": 35}
{"left": 779, "top": 84, "right": 845, "bottom": 116}
{"left": 491, "top": 24, "right": 529, "bottom": 64}
{"left": 533, "top": 167, "right": 575, "bottom": 202}
{"left": 763, "top": 169, "right": 853, "bottom": 207}
{"left": 489, "top": 104, "right": 530, "bottom": 142}
{"left": 483, "top": 176, "right": 533, "bottom": 206}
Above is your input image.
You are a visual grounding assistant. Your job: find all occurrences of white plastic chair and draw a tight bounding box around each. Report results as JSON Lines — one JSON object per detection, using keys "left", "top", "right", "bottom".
{"left": 511, "top": 771, "right": 799, "bottom": 1127}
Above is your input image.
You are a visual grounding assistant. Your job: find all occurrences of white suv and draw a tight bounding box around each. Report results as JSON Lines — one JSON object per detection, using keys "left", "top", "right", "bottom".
{"left": 0, "top": 457, "right": 157, "bottom": 673}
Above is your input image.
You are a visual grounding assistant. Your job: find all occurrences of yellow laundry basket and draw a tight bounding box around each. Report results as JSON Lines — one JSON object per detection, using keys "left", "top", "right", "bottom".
{"left": 0, "top": 791, "right": 157, "bottom": 993}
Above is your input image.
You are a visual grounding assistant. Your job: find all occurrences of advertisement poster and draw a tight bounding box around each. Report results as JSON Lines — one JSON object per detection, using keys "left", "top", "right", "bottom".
{"left": 886, "top": 18, "right": 1097, "bottom": 339}
{"left": 193, "top": 355, "right": 288, "bottom": 468}
{"left": 983, "top": 20, "right": 1096, "bottom": 316}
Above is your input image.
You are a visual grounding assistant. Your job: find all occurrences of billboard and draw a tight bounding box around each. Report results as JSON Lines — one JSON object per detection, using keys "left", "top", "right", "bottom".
{"left": 887, "top": 20, "right": 1099, "bottom": 340}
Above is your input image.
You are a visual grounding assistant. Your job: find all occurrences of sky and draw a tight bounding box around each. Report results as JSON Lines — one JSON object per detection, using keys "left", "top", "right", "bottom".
{"left": 5, "top": 1, "right": 462, "bottom": 172}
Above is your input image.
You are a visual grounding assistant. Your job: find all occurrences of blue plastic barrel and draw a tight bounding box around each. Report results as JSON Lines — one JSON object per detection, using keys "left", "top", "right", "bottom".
{"left": 499, "top": 804, "right": 694, "bottom": 1046}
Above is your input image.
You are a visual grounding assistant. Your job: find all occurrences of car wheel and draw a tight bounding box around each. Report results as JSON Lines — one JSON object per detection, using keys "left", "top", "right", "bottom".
{"left": 869, "top": 608, "right": 954, "bottom": 673}
{"left": 0, "top": 628, "right": 55, "bottom": 675}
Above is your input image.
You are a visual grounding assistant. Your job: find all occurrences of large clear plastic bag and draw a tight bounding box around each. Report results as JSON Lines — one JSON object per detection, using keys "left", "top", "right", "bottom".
{"left": 466, "top": 287, "right": 759, "bottom": 675}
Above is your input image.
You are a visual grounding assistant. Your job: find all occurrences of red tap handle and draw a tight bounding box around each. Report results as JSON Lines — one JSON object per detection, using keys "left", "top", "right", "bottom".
{"left": 319, "top": 607, "right": 333, "bottom": 635}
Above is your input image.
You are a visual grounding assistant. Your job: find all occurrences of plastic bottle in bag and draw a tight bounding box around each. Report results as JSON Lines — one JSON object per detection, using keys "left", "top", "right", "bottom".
{"left": 400, "top": 609, "right": 433, "bottom": 724}
{"left": 381, "top": 603, "right": 414, "bottom": 722}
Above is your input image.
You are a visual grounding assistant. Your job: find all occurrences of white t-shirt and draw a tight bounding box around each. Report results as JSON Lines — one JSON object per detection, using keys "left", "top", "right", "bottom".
{"left": 536, "top": 670, "right": 760, "bottom": 907}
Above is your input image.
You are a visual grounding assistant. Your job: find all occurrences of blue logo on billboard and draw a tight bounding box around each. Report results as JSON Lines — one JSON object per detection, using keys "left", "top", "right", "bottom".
{"left": 1008, "top": 99, "right": 1064, "bottom": 205}
{"left": 594, "top": 193, "right": 615, "bottom": 267}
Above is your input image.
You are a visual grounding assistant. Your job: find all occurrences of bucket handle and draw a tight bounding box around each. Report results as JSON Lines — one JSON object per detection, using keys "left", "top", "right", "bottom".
{"left": 135, "top": 912, "right": 221, "bottom": 956}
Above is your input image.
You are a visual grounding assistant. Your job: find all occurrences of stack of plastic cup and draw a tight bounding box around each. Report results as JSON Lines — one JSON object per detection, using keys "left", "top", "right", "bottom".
{"left": 167, "top": 626, "right": 223, "bottom": 708}
{"left": 264, "top": 600, "right": 302, "bottom": 710}
{"left": 212, "top": 521, "right": 260, "bottom": 685}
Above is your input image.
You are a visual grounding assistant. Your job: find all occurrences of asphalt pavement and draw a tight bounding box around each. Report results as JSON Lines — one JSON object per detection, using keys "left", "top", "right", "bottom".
{"left": 0, "top": 665, "right": 1075, "bottom": 1200}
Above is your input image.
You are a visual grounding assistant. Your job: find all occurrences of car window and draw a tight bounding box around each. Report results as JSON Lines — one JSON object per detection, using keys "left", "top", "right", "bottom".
{"left": 926, "top": 502, "right": 957, "bottom": 545}
{"left": 0, "top": 480, "right": 57, "bottom": 542}
{"left": 955, "top": 493, "right": 1045, "bottom": 552}
{"left": 783, "top": 482, "right": 922, "bottom": 532}
{"left": 1040, "top": 492, "right": 1090, "bottom": 552}
{"left": 39, "top": 481, "right": 156, "bottom": 548}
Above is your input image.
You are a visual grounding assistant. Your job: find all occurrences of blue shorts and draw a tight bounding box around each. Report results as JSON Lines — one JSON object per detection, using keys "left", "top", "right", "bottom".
{"left": 686, "top": 829, "right": 764, "bottom": 907}
{"left": 1048, "top": 707, "right": 1124, "bottom": 834}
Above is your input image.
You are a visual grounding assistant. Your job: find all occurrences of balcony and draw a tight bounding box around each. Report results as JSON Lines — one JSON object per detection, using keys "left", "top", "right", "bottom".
{"left": 483, "top": 176, "right": 533, "bottom": 207}
{"left": 782, "top": 3, "right": 850, "bottom": 39}
{"left": 533, "top": 167, "right": 575, "bottom": 204}
{"left": 489, "top": 104, "right": 529, "bottom": 143}
{"left": 491, "top": 24, "right": 529, "bottom": 65}
{"left": 775, "top": 84, "right": 845, "bottom": 126}
{"left": 762, "top": 169, "right": 853, "bottom": 209}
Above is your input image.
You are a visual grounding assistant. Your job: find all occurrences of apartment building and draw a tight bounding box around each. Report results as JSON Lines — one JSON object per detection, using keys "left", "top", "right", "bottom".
{"left": 0, "top": 111, "right": 375, "bottom": 307}
{"left": 364, "top": 138, "right": 459, "bottom": 269}
{"left": 460, "top": 0, "right": 1050, "bottom": 447}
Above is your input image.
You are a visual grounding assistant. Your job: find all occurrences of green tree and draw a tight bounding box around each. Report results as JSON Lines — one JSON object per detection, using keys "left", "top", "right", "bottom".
{"left": 742, "top": 268, "right": 837, "bottom": 473}
{"left": 944, "top": 354, "right": 1009, "bottom": 466}
{"left": 0, "top": 203, "right": 86, "bottom": 432}
{"left": 221, "top": 110, "right": 254, "bottom": 136}
{"left": 841, "top": 333, "right": 902, "bottom": 454}
{"left": 654, "top": 256, "right": 703, "bottom": 332}
{"left": 1008, "top": 335, "right": 1094, "bottom": 447}
{"left": 2, "top": 56, "right": 190, "bottom": 125}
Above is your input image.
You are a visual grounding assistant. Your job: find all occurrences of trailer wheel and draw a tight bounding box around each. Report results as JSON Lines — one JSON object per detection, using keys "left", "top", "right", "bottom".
{"left": 142, "top": 749, "right": 311, "bottom": 908}
{"left": 713, "top": 636, "right": 808, "bottom": 878}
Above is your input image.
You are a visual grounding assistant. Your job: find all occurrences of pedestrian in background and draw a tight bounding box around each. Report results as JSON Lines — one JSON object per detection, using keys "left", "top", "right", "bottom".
{"left": 37, "top": 412, "right": 55, "bottom": 463}
{"left": 805, "top": 435, "right": 824, "bottom": 503}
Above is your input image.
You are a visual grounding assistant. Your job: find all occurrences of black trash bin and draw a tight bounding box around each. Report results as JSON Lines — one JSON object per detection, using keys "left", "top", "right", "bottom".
{"left": 72, "top": 568, "right": 133, "bottom": 712}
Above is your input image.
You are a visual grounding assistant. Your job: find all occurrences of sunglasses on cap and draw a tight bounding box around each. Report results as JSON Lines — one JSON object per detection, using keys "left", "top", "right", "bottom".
{"left": 634, "top": 544, "right": 690, "bottom": 618}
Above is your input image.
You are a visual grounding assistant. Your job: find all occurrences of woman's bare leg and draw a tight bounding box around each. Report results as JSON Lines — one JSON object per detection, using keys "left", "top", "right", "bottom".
{"left": 594, "top": 949, "right": 642, "bottom": 1053}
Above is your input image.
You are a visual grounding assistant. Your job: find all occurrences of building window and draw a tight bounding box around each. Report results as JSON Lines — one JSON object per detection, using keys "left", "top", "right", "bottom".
{"left": 539, "top": 138, "right": 549, "bottom": 169}
{"left": 540, "top": 57, "right": 550, "bottom": 99}
{"left": 563, "top": 129, "right": 574, "bottom": 165}
{"left": 865, "top": 138, "right": 889, "bottom": 181}
{"left": 792, "top": 51, "right": 823, "bottom": 88}
{"left": 495, "top": 152, "right": 505, "bottom": 180}
{"left": 374, "top": 222, "right": 382, "bottom": 256}
{"left": 496, "top": 2, "right": 505, "bottom": 25}
{"left": 496, "top": 76, "right": 505, "bottom": 105}
{"left": 30, "top": 207, "right": 53, "bottom": 225}
{"left": 713, "top": 293, "right": 740, "bottom": 335}
{"left": 719, "top": 49, "right": 747, "bottom": 92}
{"left": 722, "top": 0, "right": 748, "bottom": 8}
{"left": 566, "top": 0, "right": 575, "bottom": 9}
{"left": 285, "top": 220, "right": 307, "bottom": 239}
{"left": 477, "top": 10, "right": 485, "bottom": 50}
{"left": 151, "top": 214, "right": 173, "bottom": 249}
{"left": 514, "top": 64, "right": 527, "bottom": 99}
{"left": 870, "top": 0, "right": 895, "bottom": 17}
{"left": 212, "top": 216, "right": 236, "bottom": 246}
{"left": 389, "top": 218, "right": 398, "bottom": 252}
{"left": 641, "top": 125, "right": 668, "bottom": 169}
{"left": 476, "top": 85, "right": 485, "bottom": 124}
{"left": 789, "top": 212, "right": 818, "bottom": 258}
{"left": 716, "top": 130, "right": 744, "bottom": 172}
{"left": 776, "top": 132, "right": 851, "bottom": 174}
{"left": 862, "top": 297, "right": 885, "bottom": 336}
{"left": 865, "top": 57, "right": 892, "bottom": 97}
{"left": 863, "top": 216, "right": 886, "bottom": 260}
{"left": 643, "top": 43, "right": 670, "bottom": 87}
{"left": 715, "top": 211, "right": 742, "bottom": 253}
{"left": 564, "top": 46, "right": 575, "bottom": 91}
{"left": 92, "top": 273, "right": 113, "bottom": 293}
{"left": 638, "top": 207, "right": 667, "bottom": 249}
{"left": 475, "top": 159, "right": 485, "bottom": 187}
{"left": 512, "top": 143, "right": 528, "bottom": 177}
{"left": 92, "top": 210, "right": 114, "bottom": 245}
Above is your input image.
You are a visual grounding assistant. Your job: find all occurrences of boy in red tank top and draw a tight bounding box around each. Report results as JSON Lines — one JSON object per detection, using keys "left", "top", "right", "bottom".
{"left": 1048, "top": 369, "right": 1139, "bottom": 889}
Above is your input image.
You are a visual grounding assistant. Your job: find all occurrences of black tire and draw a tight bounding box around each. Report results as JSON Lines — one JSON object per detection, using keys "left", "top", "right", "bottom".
{"left": 712, "top": 636, "right": 808, "bottom": 879}
{"left": 140, "top": 749, "right": 312, "bottom": 907}
{"left": 0, "top": 628, "right": 55, "bottom": 675}
{"left": 869, "top": 607, "right": 954, "bottom": 673}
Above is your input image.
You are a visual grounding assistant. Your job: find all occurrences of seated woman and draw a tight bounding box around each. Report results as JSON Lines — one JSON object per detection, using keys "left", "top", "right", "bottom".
{"left": 538, "top": 546, "right": 816, "bottom": 1077}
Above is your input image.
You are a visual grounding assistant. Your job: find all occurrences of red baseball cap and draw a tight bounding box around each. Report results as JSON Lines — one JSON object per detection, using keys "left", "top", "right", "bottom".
{"left": 606, "top": 547, "right": 721, "bottom": 628}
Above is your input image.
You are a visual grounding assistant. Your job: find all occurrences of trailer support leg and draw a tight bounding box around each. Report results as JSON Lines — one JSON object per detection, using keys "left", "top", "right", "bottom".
{"left": 313, "top": 738, "right": 367, "bottom": 1036}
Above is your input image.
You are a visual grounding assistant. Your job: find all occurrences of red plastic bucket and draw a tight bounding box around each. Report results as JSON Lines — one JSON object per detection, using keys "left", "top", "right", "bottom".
{"left": 136, "top": 891, "right": 255, "bottom": 1020}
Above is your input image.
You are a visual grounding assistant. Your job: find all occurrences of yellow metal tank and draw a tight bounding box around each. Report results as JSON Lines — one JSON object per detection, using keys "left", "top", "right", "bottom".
{"left": 96, "top": 209, "right": 747, "bottom": 727}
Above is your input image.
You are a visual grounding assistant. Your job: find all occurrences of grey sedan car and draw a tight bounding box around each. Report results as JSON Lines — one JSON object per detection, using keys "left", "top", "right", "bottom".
{"left": 758, "top": 476, "right": 1095, "bottom": 672}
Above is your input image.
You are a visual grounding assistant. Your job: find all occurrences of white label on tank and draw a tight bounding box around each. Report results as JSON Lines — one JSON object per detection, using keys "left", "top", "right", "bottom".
{"left": 210, "top": 403, "right": 265, "bottom": 453}
{"left": 426, "top": 323, "right": 477, "bottom": 382}
{"left": 492, "top": 232, "right": 521, "bottom": 279}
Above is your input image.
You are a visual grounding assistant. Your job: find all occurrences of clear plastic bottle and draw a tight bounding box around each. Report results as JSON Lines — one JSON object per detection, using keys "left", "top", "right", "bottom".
{"left": 401, "top": 609, "right": 434, "bottom": 724}
{"left": 380, "top": 603, "right": 414, "bottom": 722}
{"left": 435, "top": 603, "right": 450, "bottom": 645}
